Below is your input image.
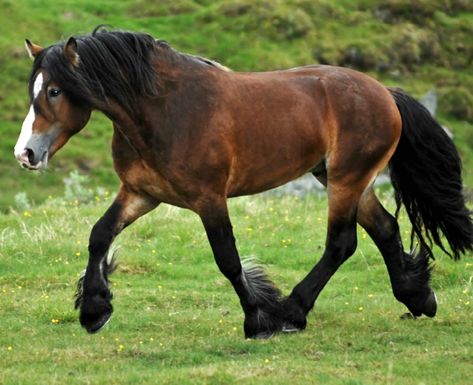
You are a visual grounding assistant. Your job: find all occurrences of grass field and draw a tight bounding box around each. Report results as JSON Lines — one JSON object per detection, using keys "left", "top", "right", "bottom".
{"left": 1, "top": 191, "right": 472, "bottom": 384}
{"left": 1, "top": 1, "right": 473, "bottom": 384}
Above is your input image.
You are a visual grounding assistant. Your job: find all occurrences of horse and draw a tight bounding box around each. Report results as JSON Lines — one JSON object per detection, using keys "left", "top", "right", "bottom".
{"left": 15, "top": 28, "right": 473, "bottom": 339}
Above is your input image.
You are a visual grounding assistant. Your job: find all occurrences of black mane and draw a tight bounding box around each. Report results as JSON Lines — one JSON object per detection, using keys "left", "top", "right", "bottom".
{"left": 30, "top": 29, "right": 163, "bottom": 116}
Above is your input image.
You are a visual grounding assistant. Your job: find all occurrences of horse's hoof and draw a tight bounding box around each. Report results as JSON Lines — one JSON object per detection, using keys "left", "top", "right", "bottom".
{"left": 79, "top": 294, "right": 113, "bottom": 333}
{"left": 400, "top": 312, "right": 416, "bottom": 320}
{"left": 83, "top": 312, "right": 112, "bottom": 334}
{"left": 243, "top": 306, "right": 284, "bottom": 339}
{"left": 282, "top": 322, "right": 303, "bottom": 333}
{"left": 281, "top": 296, "right": 307, "bottom": 331}
{"left": 251, "top": 331, "right": 275, "bottom": 340}
{"left": 422, "top": 290, "right": 437, "bottom": 318}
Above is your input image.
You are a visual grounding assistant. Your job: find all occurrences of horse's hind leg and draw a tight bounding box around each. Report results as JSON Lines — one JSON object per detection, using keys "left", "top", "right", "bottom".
{"left": 197, "top": 197, "right": 283, "bottom": 339}
{"left": 313, "top": 164, "right": 435, "bottom": 317}
{"left": 357, "top": 189, "right": 437, "bottom": 317}
{"left": 283, "top": 174, "right": 372, "bottom": 331}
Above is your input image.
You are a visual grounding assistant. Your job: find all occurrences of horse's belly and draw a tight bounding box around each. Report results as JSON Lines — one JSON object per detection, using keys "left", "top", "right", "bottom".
{"left": 223, "top": 74, "right": 328, "bottom": 197}
{"left": 226, "top": 138, "right": 325, "bottom": 197}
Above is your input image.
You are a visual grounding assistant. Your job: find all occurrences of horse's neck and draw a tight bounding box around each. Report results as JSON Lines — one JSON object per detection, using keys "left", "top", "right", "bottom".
{"left": 155, "top": 43, "right": 225, "bottom": 77}
{"left": 98, "top": 46, "right": 212, "bottom": 145}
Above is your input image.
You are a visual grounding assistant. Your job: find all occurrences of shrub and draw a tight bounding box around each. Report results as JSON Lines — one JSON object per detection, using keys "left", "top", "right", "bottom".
{"left": 373, "top": 0, "right": 471, "bottom": 25}
{"left": 14, "top": 192, "right": 31, "bottom": 211}
{"left": 269, "top": 7, "right": 313, "bottom": 40}
{"left": 215, "top": 0, "right": 313, "bottom": 41}
{"left": 63, "top": 171, "right": 94, "bottom": 204}
{"left": 127, "top": 0, "right": 200, "bottom": 17}
{"left": 312, "top": 41, "right": 343, "bottom": 66}
{"left": 340, "top": 42, "right": 391, "bottom": 71}
{"left": 439, "top": 87, "right": 473, "bottom": 122}
{"left": 389, "top": 23, "right": 442, "bottom": 69}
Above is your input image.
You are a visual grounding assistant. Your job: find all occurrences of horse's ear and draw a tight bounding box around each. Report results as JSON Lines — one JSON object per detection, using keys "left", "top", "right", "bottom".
{"left": 25, "top": 39, "right": 43, "bottom": 60}
{"left": 64, "top": 37, "right": 80, "bottom": 68}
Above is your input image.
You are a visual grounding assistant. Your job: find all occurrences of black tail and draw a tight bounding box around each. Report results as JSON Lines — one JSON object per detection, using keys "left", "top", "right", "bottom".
{"left": 388, "top": 88, "right": 473, "bottom": 260}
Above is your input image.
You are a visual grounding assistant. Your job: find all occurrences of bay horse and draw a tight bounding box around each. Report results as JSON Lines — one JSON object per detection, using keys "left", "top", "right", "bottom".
{"left": 15, "top": 28, "right": 473, "bottom": 339}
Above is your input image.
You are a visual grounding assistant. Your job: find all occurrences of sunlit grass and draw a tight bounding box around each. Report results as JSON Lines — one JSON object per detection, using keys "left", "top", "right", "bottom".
{"left": 1, "top": 192, "right": 472, "bottom": 384}
{"left": 0, "top": 1, "right": 472, "bottom": 382}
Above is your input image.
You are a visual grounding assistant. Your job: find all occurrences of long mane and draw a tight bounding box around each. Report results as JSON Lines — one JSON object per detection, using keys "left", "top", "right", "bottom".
{"left": 30, "top": 28, "right": 163, "bottom": 116}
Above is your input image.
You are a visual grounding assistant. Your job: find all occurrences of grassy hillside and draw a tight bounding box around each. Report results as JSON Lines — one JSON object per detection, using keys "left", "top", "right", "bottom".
{"left": 0, "top": 0, "right": 472, "bottom": 211}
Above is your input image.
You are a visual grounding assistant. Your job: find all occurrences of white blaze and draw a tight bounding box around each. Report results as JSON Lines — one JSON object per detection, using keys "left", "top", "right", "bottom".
{"left": 14, "top": 73, "right": 43, "bottom": 159}
{"left": 33, "top": 72, "right": 43, "bottom": 98}
{"left": 14, "top": 106, "right": 35, "bottom": 158}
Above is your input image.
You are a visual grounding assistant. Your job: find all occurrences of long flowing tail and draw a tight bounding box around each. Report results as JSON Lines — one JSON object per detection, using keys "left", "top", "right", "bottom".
{"left": 388, "top": 88, "right": 473, "bottom": 260}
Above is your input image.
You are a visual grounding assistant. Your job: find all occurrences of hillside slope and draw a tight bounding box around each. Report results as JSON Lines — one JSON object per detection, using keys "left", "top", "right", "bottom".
{"left": 0, "top": 0, "right": 472, "bottom": 210}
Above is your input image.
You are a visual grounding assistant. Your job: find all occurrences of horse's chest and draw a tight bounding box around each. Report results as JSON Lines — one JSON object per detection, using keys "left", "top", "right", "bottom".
{"left": 117, "top": 161, "right": 189, "bottom": 208}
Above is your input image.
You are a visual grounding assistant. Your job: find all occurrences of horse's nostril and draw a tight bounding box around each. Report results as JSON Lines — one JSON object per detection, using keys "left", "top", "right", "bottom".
{"left": 25, "top": 148, "right": 35, "bottom": 165}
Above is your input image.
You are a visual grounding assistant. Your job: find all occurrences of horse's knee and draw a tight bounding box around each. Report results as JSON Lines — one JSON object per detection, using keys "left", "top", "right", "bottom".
{"left": 218, "top": 259, "right": 242, "bottom": 281}
{"left": 88, "top": 202, "right": 123, "bottom": 257}
{"left": 205, "top": 224, "right": 243, "bottom": 280}
{"left": 358, "top": 197, "right": 400, "bottom": 245}
{"left": 375, "top": 215, "right": 400, "bottom": 245}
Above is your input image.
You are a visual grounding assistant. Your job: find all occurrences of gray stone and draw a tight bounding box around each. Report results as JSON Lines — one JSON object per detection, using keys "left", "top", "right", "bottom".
{"left": 264, "top": 173, "right": 391, "bottom": 198}
{"left": 419, "top": 89, "right": 437, "bottom": 117}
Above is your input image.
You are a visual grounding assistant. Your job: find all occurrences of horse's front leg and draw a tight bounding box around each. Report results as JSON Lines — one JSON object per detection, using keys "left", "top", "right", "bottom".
{"left": 198, "top": 199, "right": 284, "bottom": 339}
{"left": 76, "top": 186, "right": 158, "bottom": 333}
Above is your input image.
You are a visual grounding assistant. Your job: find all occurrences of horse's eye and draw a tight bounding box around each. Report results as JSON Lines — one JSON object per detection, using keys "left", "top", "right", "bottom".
{"left": 48, "top": 88, "right": 61, "bottom": 98}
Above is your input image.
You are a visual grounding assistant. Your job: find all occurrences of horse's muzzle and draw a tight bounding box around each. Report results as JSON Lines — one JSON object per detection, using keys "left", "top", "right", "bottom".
{"left": 15, "top": 133, "right": 52, "bottom": 170}
{"left": 16, "top": 148, "right": 48, "bottom": 170}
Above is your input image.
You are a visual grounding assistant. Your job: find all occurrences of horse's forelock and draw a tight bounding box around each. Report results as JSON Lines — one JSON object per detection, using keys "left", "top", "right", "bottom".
{"left": 28, "top": 31, "right": 160, "bottom": 114}
{"left": 29, "top": 44, "right": 91, "bottom": 106}
{"left": 76, "top": 32, "right": 160, "bottom": 113}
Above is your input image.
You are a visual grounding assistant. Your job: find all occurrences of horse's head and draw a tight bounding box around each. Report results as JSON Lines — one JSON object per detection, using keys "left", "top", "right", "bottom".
{"left": 14, "top": 38, "right": 92, "bottom": 170}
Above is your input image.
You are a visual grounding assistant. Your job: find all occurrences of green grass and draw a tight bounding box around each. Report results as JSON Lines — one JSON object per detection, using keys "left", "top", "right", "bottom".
{"left": 0, "top": 2, "right": 472, "bottom": 382}
{"left": 1, "top": 192, "right": 472, "bottom": 384}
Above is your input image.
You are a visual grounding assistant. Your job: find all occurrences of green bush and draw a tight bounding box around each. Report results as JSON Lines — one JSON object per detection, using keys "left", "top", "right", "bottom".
{"left": 389, "top": 23, "right": 442, "bottom": 68}
{"left": 14, "top": 192, "right": 31, "bottom": 211}
{"left": 127, "top": 0, "right": 201, "bottom": 17}
{"left": 439, "top": 87, "right": 473, "bottom": 122}
{"left": 215, "top": 0, "right": 313, "bottom": 41}
{"left": 346, "top": 42, "right": 391, "bottom": 71}
{"left": 374, "top": 0, "right": 438, "bottom": 25}
{"left": 374, "top": 0, "right": 472, "bottom": 25}
{"left": 269, "top": 7, "right": 313, "bottom": 40}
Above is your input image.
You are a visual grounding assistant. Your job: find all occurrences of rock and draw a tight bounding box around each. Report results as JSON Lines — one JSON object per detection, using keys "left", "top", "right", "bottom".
{"left": 264, "top": 173, "right": 391, "bottom": 198}
{"left": 419, "top": 89, "right": 437, "bottom": 116}
{"left": 264, "top": 174, "right": 324, "bottom": 198}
